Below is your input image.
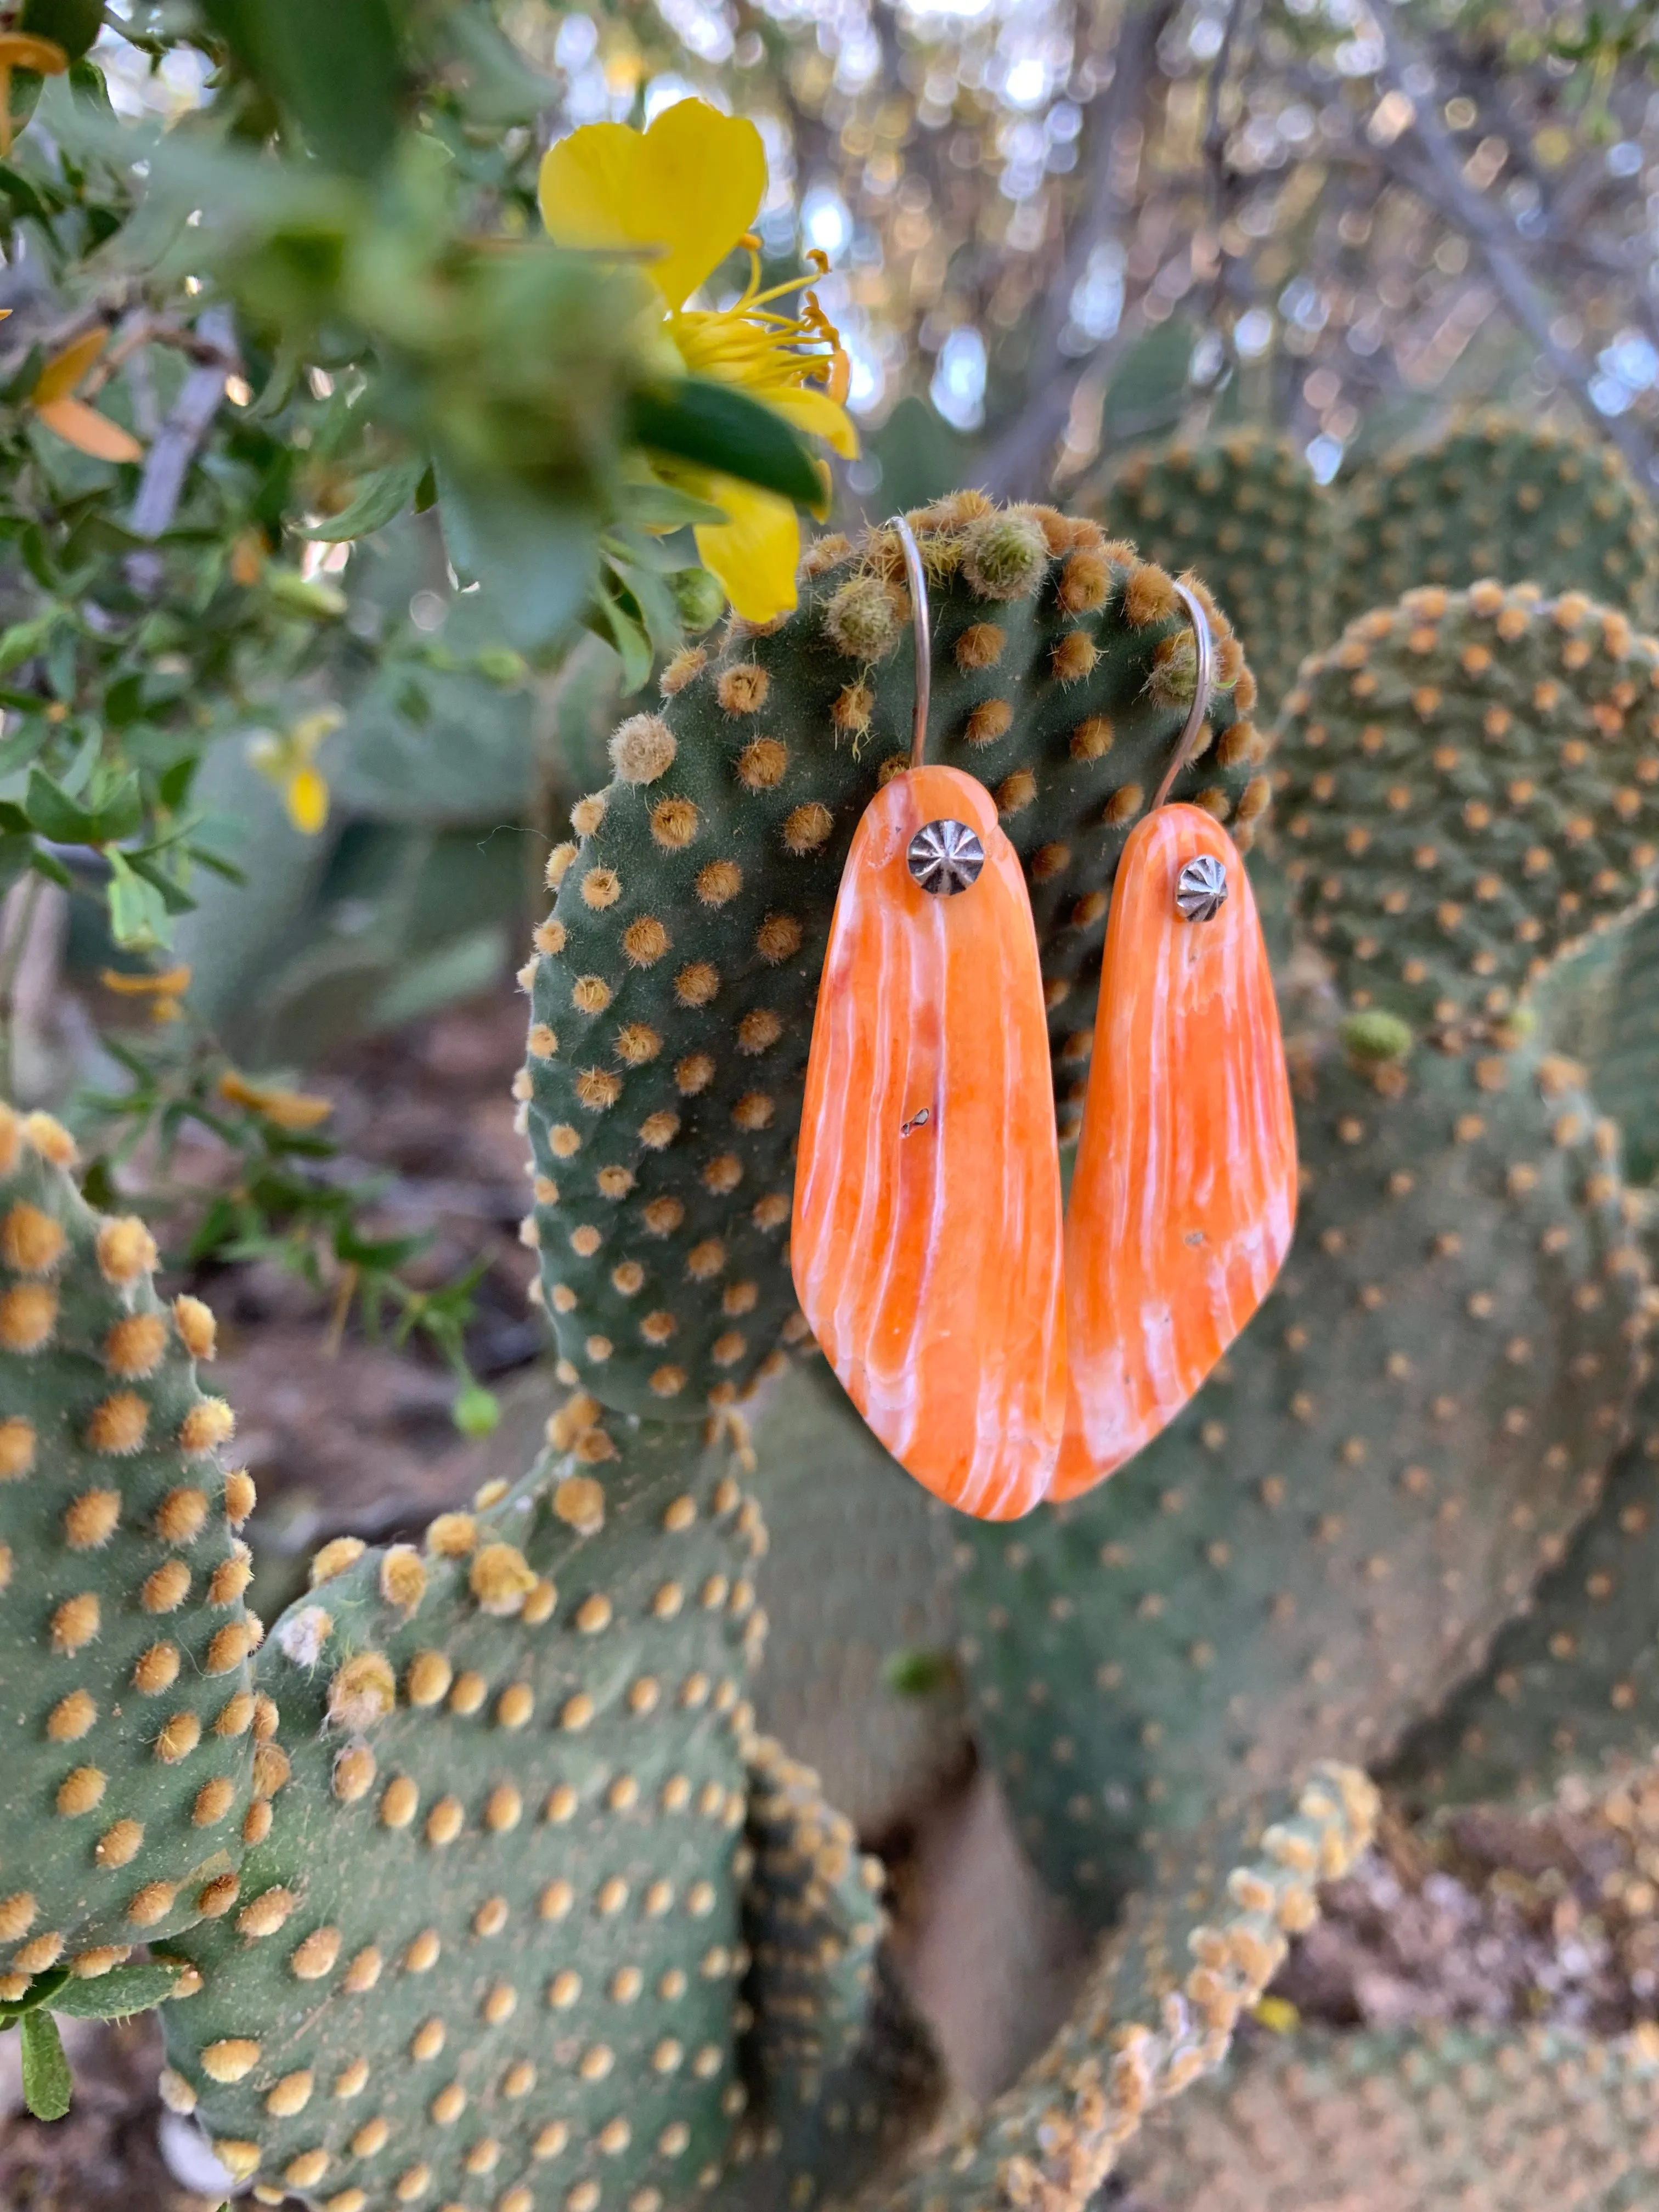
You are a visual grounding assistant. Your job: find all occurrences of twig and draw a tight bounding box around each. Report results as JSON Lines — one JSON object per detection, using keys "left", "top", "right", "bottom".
{"left": 0, "top": 874, "right": 42, "bottom": 1103}
{"left": 981, "top": 0, "right": 1179, "bottom": 499}
{"left": 1374, "top": 8, "right": 1652, "bottom": 479}
{"left": 128, "top": 303, "right": 239, "bottom": 540}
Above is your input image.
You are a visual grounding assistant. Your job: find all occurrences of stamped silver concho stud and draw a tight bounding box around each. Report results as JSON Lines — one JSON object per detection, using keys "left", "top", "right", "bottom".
{"left": 1175, "top": 853, "right": 1228, "bottom": 922}
{"left": 908, "top": 818, "right": 984, "bottom": 895}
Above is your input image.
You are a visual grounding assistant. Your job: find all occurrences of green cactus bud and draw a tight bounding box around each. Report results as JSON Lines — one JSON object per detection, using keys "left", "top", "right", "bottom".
{"left": 1340, "top": 1009, "right": 1414, "bottom": 1063}
{"left": 672, "top": 567, "right": 727, "bottom": 635}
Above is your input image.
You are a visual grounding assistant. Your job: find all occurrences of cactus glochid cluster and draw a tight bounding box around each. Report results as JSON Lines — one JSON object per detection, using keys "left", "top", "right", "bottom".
{"left": 12, "top": 432, "right": 1659, "bottom": 2212}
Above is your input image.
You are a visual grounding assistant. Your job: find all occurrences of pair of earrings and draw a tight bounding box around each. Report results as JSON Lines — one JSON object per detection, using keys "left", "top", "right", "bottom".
{"left": 792, "top": 520, "right": 1296, "bottom": 1520}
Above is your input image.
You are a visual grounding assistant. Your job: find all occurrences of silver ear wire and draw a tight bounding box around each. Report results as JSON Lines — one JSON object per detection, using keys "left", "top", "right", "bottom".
{"left": 1151, "top": 580, "right": 1216, "bottom": 812}
{"left": 889, "top": 515, "right": 932, "bottom": 771}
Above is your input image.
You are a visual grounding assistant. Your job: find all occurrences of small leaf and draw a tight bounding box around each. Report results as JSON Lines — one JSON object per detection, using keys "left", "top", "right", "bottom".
{"left": 24, "top": 766, "right": 97, "bottom": 844}
{"left": 435, "top": 463, "right": 599, "bottom": 655}
{"left": 303, "top": 455, "right": 426, "bottom": 542}
{"left": 20, "top": 2010, "right": 72, "bottom": 2121}
{"left": 50, "top": 1961, "right": 182, "bottom": 2019}
{"left": 200, "top": 0, "right": 402, "bottom": 178}
{"left": 627, "top": 379, "right": 821, "bottom": 507}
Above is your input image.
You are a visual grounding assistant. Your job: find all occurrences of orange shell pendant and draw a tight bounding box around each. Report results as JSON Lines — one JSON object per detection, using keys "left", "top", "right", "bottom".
{"left": 1055, "top": 803, "right": 1296, "bottom": 1499}
{"left": 792, "top": 765, "right": 1066, "bottom": 1519}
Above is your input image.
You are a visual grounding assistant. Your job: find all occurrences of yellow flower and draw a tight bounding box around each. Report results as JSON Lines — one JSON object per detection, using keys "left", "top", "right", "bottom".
{"left": 99, "top": 964, "right": 193, "bottom": 1025}
{"left": 217, "top": 1070, "right": 334, "bottom": 1131}
{"left": 32, "top": 329, "right": 144, "bottom": 464}
{"left": 539, "top": 99, "right": 856, "bottom": 623}
{"left": 247, "top": 708, "right": 343, "bottom": 837}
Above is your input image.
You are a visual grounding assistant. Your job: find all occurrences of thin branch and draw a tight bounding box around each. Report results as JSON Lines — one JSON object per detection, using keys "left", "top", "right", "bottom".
{"left": 981, "top": 0, "right": 1179, "bottom": 500}
{"left": 128, "top": 304, "right": 239, "bottom": 541}
{"left": 1374, "top": 8, "right": 1651, "bottom": 478}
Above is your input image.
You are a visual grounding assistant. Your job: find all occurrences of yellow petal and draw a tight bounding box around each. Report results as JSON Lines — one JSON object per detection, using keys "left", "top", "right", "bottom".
{"left": 33, "top": 329, "right": 107, "bottom": 405}
{"left": 217, "top": 1071, "right": 334, "bottom": 1130}
{"left": 694, "top": 476, "right": 800, "bottom": 624}
{"left": 285, "top": 767, "right": 330, "bottom": 836}
{"left": 760, "top": 381, "right": 860, "bottom": 461}
{"left": 539, "top": 100, "right": 765, "bottom": 310}
{"left": 0, "top": 35, "right": 68, "bottom": 74}
{"left": 35, "top": 396, "right": 142, "bottom": 464}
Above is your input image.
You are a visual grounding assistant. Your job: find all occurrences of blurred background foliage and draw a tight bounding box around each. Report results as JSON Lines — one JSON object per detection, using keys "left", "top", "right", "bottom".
{"left": 3, "top": 0, "right": 1658, "bottom": 1424}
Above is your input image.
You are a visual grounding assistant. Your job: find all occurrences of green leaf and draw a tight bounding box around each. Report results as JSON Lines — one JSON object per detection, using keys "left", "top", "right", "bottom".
{"left": 201, "top": 0, "right": 403, "bottom": 178}
{"left": 28, "top": 846, "right": 73, "bottom": 891}
{"left": 617, "top": 476, "right": 728, "bottom": 531}
{"left": 106, "top": 851, "right": 172, "bottom": 952}
{"left": 0, "top": 611, "right": 63, "bottom": 676}
{"left": 627, "top": 379, "right": 822, "bottom": 507}
{"left": 594, "top": 590, "right": 653, "bottom": 692}
{"left": 20, "top": 0, "right": 102, "bottom": 63}
{"left": 24, "top": 767, "right": 97, "bottom": 845}
{"left": 435, "top": 464, "right": 599, "bottom": 655}
{"left": 20, "top": 2010, "right": 71, "bottom": 2121}
{"left": 0, "top": 1969, "right": 66, "bottom": 2024}
{"left": 49, "top": 1961, "right": 182, "bottom": 2019}
{"left": 302, "top": 455, "right": 426, "bottom": 541}
{"left": 124, "top": 853, "right": 198, "bottom": 917}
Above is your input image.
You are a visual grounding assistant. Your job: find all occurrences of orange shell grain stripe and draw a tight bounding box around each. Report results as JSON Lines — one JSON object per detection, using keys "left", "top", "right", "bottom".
{"left": 792, "top": 765, "right": 1065, "bottom": 1520}
{"left": 1056, "top": 802, "right": 1296, "bottom": 1498}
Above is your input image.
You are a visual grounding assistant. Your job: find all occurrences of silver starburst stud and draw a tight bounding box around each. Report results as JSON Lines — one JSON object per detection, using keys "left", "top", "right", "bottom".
{"left": 1175, "top": 853, "right": 1228, "bottom": 922}
{"left": 908, "top": 818, "right": 985, "bottom": 895}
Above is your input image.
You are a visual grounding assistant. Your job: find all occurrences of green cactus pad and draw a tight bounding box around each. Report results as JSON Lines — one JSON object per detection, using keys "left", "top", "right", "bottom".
{"left": 728, "top": 1738, "right": 943, "bottom": 2206}
{"left": 955, "top": 1030, "right": 1649, "bottom": 1918}
{"left": 1389, "top": 1367, "right": 1659, "bottom": 1811}
{"left": 1334, "top": 414, "right": 1659, "bottom": 630}
{"left": 870, "top": 1763, "right": 1376, "bottom": 2212}
{"left": 1125, "top": 2019, "right": 1659, "bottom": 2212}
{"left": 745, "top": 1362, "right": 965, "bottom": 1838}
{"left": 0, "top": 1104, "right": 258, "bottom": 1984}
{"left": 161, "top": 1399, "right": 768, "bottom": 2210}
{"left": 1534, "top": 896, "right": 1659, "bottom": 1183}
{"left": 1090, "top": 432, "right": 1336, "bottom": 715}
{"left": 518, "top": 498, "right": 1267, "bottom": 1420}
{"left": 1278, "top": 582, "right": 1659, "bottom": 1023}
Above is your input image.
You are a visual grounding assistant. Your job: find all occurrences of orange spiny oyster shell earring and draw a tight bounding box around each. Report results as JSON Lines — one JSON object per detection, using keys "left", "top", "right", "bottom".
{"left": 792, "top": 519, "right": 1066, "bottom": 1519}
{"left": 1056, "top": 583, "right": 1296, "bottom": 1497}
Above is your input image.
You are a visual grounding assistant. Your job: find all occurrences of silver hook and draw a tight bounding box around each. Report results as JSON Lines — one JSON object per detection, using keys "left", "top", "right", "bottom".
{"left": 1151, "top": 580, "right": 1216, "bottom": 811}
{"left": 889, "top": 515, "right": 932, "bottom": 770}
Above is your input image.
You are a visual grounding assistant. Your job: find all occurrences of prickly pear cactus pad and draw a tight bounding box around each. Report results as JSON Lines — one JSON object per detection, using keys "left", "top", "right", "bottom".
{"left": 1090, "top": 433, "right": 1336, "bottom": 716}
{"left": 1389, "top": 1369, "right": 1659, "bottom": 1812}
{"left": 744, "top": 1363, "right": 964, "bottom": 1838}
{"left": 162, "top": 1399, "right": 769, "bottom": 2211}
{"left": 519, "top": 498, "right": 1267, "bottom": 1420}
{"left": 1334, "top": 415, "right": 1659, "bottom": 631}
{"left": 1123, "top": 2020, "right": 1659, "bottom": 2212}
{"left": 1280, "top": 583, "right": 1659, "bottom": 1025}
{"left": 727, "top": 1739, "right": 943, "bottom": 2207}
{"left": 870, "top": 1764, "right": 1376, "bottom": 2212}
{"left": 955, "top": 1028, "right": 1650, "bottom": 1919}
{"left": 0, "top": 1104, "right": 258, "bottom": 1982}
